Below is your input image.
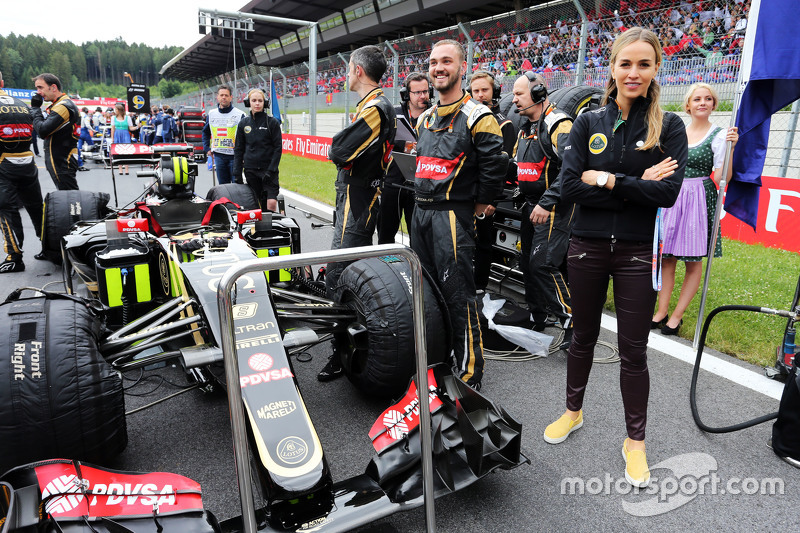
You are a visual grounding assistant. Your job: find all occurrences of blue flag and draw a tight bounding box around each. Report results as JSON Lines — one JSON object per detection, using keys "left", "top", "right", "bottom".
{"left": 727, "top": 0, "right": 800, "bottom": 229}
{"left": 270, "top": 80, "right": 281, "bottom": 124}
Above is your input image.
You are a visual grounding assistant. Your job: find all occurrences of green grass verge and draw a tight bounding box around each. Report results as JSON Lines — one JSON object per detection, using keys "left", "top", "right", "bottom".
{"left": 280, "top": 153, "right": 797, "bottom": 369}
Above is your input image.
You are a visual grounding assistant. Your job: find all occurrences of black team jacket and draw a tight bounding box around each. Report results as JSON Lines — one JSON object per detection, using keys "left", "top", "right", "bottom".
{"left": 31, "top": 93, "right": 80, "bottom": 166}
{"left": 414, "top": 90, "right": 507, "bottom": 210}
{"left": 233, "top": 110, "right": 283, "bottom": 181}
{"left": 329, "top": 87, "right": 396, "bottom": 188}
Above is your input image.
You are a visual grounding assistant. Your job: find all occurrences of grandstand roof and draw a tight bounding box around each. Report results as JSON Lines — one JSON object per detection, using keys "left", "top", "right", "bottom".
{"left": 161, "top": 0, "right": 524, "bottom": 81}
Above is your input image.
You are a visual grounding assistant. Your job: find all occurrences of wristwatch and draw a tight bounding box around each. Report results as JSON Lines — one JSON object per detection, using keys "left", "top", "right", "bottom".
{"left": 596, "top": 172, "right": 609, "bottom": 188}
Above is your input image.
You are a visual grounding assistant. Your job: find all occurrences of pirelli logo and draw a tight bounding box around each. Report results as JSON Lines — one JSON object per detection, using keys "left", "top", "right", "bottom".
{"left": 236, "top": 333, "right": 281, "bottom": 349}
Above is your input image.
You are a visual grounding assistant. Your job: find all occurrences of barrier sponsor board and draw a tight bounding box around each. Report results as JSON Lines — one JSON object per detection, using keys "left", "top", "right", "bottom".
{"left": 722, "top": 175, "right": 799, "bottom": 252}
{"left": 282, "top": 134, "right": 332, "bottom": 162}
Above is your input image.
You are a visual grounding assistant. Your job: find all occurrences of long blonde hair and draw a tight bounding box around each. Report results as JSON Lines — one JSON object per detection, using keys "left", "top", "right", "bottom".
{"left": 602, "top": 27, "right": 664, "bottom": 151}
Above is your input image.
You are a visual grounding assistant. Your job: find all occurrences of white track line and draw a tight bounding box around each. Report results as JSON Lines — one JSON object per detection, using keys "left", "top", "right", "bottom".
{"left": 282, "top": 190, "right": 785, "bottom": 402}
{"left": 601, "top": 314, "right": 784, "bottom": 401}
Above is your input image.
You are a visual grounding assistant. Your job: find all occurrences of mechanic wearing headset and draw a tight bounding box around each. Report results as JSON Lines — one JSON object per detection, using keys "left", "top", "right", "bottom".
{"left": 377, "top": 71, "right": 431, "bottom": 245}
{"left": 233, "top": 88, "right": 282, "bottom": 212}
{"left": 318, "top": 45, "right": 396, "bottom": 382}
{"left": 412, "top": 40, "right": 507, "bottom": 390}
{"left": 30, "top": 72, "right": 81, "bottom": 191}
{"left": 203, "top": 85, "right": 246, "bottom": 185}
{"left": 468, "top": 70, "right": 517, "bottom": 293}
{"left": 0, "top": 70, "right": 43, "bottom": 274}
{"left": 511, "top": 72, "right": 575, "bottom": 349}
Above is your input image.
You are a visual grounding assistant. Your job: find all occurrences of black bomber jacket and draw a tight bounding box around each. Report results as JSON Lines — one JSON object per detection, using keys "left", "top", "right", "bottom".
{"left": 233, "top": 110, "right": 282, "bottom": 181}
{"left": 32, "top": 93, "right": 80, "bottom": 165}
{"left": 560, "top": 96, "right": 688, "bottom": 242}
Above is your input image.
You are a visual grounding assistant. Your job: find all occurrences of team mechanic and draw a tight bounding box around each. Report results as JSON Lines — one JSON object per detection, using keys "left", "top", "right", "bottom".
{"left": 203, "top": 85, "right": 246, "bottom": 185}
{"left": 511, "top": 72, "right": 575, "bottom": 347}
{"left": 377, "top": 72, "right": 431, "bottom": 245}
{"left": 0, "top": 70, "right": 44, "bottom": 273}
{"left": 467, "top": 70, "right": 517, "bottom": 293}
{"left": 319, "top": 45, "right": 396, "bottom": 382}
{"left": 413, "top": 40, "right": 507, "bottom": 389}
{"left": 30, "top": 73, "right": 80, "bottom": 191}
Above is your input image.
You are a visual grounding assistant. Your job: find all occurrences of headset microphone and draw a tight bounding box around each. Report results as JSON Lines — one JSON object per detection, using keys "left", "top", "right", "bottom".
{"left": 517, "top": 102, "right": 538, "bottom": 112}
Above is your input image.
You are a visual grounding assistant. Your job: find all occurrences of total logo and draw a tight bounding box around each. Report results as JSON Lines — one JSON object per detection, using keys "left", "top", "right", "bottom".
{"left": 382, "top": 410, "right": 409, "bottom": 439}
{"left": 41, "top": 475, "right": 85, "bottom": 514}
{"left": 248, "top": 352, "right": 274, "bottom": 372}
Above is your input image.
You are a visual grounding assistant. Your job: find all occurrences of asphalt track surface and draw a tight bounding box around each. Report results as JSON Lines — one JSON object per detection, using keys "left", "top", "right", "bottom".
{"left": 8, "top": 158, "right": 799, "bottom": 532}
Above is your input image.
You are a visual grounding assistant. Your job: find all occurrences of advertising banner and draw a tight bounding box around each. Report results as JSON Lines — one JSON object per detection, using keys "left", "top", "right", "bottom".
{"left": 722, "top": 175, "right": 800, "bottom": 252}
{"left": 281, "top": 134, "right": 332, "bottom": 162}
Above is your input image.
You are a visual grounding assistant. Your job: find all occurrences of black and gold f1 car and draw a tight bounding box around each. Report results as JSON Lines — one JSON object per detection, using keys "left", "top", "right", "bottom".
{"left": 0, "top": 147, "right": 527, "bottom": 532}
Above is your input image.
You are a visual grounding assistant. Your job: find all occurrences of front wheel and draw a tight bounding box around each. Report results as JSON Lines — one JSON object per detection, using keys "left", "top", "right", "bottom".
{"left": 335, "top": 256, "right": 449, "bottom": 398}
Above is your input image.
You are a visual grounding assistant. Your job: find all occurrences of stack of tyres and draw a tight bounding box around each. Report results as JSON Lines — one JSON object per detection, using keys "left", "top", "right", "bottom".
{"left": 181, "top": 120, "right": 205, "bottom": 162}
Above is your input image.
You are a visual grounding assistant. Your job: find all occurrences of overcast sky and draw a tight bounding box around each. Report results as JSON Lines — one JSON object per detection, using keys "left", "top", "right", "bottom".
{"left": 2, "top": 0, "right": 247, "bottom": 49}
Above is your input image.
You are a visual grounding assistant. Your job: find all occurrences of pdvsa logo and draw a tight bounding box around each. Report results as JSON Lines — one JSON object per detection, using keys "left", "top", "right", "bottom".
{"left": 42, "top": 475, "right": 86, "bottom": 514}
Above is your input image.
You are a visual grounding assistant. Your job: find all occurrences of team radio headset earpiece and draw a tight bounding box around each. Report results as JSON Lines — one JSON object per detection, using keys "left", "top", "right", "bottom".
{"left": 244, "top": 88, "right": 269, "bottom": 109}
{"left": 518, "top": 71, "right": 548, "bottom": 112}
{"left": 399, "top": 78, "right": 434, "bottom": 105}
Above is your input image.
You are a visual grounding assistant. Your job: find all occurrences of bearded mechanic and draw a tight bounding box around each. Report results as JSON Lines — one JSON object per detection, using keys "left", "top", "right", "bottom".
{"left": 412, "top": 40, "right": 508, "bottom": 389}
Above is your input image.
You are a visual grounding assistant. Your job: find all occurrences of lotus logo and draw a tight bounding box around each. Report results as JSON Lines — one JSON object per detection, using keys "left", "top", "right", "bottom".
{"left": 277, "top": 436, "right": 308, "bottom": 464}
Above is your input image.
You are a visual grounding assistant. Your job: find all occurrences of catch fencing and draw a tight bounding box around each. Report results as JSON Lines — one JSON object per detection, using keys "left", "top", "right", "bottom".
{"left": 163, "top": 0, "right": 799, "bottom": 178}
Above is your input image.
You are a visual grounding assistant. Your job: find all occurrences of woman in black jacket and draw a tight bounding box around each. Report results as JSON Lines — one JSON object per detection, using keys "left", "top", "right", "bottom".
{"left": 233, "top": 88, "right": 283, "bottom": 211}
{"left": 543, "top": 27, "right": 688, "bottom": 488}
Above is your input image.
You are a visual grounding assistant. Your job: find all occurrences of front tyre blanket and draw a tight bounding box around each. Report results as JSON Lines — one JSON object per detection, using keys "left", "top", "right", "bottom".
{"left": 0, "top": 295, "right": 126, "bottom": 472}
{"left": 41, "top": 190, "right": 110, "bottom": 264}
{"left": 205, "top": 183, "right": 259, "bottom": 211}
{"left": 335, "top": 256, "right": 448, "bottom": 398}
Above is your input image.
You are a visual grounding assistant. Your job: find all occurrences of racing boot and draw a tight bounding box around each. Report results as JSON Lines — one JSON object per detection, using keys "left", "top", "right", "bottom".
{"left": 317, "top": 343, "right": 344, "bottom": 382}
{"left": 559, "top": 328, "right": 573, "bottom": 352}
{"left": 0, "top": 254, "right": 25, "bottom": 273}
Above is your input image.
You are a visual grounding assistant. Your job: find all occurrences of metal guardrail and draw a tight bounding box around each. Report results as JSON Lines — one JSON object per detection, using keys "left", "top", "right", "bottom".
{"left": 216, "top": 243, "right": 437, "bottom": 533}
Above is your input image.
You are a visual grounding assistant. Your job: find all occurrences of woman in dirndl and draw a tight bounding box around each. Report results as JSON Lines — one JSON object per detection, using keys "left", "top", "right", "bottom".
{"left": 652, "top": 83, "right": 738, "bottom": 335}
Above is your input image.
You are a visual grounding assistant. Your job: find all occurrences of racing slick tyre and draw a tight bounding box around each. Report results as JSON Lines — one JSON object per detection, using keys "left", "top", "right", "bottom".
{"left": 547, "top": 85, "right": 604, "bottom": 119}
{"left": 335, "top": 257, "right": 449, "bottom": 398}
{"left": 206, "top": 183, "right": 260, "bottom": 210}
{"left": 0, "top": 291, "right": 127, "bottom": 471}
{"left": 41, "top": 190, "right": 111, "bottom": 264}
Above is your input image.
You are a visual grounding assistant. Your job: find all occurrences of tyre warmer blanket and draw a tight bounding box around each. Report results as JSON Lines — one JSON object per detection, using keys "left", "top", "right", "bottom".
{"left": 0, "top": 459, "right": 219, "bottom": 533}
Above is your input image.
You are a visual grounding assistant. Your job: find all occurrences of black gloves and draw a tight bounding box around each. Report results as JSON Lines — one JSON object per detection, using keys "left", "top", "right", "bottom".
{"left": 30, "top": 94, "right": 43, "bottom": 108}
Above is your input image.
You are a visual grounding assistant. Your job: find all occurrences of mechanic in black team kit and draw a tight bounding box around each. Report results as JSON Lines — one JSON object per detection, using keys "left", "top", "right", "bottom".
{"left": 413, "top": 40, "right": 507, "bottom": 389}
{"left": 377, "top": 72, "right": 431, "bottom": 245}
{"left": 511, "top": 72, "right": 575, "bottom": 348}
{"left": 318, "top": 45, "right": 396, "bottom": 381}
{"left": 0, "top": 70, "right": 43, "bottom": 273}
{"left": 467, "top": 70, "right": 517, "bottom": 293}
{"left": 30, "top": 73, "right": 80, "bottom": 191}
{"left": 233, "top": 88, "right": 283, "bottom": 212}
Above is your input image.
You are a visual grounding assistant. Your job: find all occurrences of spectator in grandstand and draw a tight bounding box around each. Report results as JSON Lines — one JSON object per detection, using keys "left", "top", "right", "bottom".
{"left": 511, "top": 71, "right": 574, "bottom": 348}
{"left": 468, "top": 70, "right": 516, "bottom": 293}
{"left": 203, "top": 86, "right": 246, "bottom": 185}
{"left": 377, "top": 72, "right": 430, "bottom": 245}
{"left": 411, "top": 40, "right": 507, "bottom": 390}
{"left": 233, "top": 88, "right": 282, "bottom": 213}
{"left": 701, "top": 43, "right": 725, "bottom": 69}
{"left": 30, "top": 72, "right": 81, "bottom": 191}
{"left": 77, "top": 107, "right": 93, "bottom": 171}
{"left": 653, "top": 83, "right": 737, "bottom": 336}
{"left": 110, "top": 103, "right": 137, "bottom": 175}
{"left": 543, "top": 28, "right": 687, "bottom": 489}
{"left": 318, "top": 45, "right": 396, "bottom": 382}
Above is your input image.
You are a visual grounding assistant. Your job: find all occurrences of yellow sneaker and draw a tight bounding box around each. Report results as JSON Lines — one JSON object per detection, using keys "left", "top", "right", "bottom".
{"left": 543, "top": 411, "right": 583, "bottom": 444}
{"left": 622, "top": 438, "right": 651, "bottom": 488}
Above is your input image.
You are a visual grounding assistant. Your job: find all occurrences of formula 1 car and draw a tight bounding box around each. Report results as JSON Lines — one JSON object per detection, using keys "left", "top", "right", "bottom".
{"left": 0, "top": 147, "right": 527, "bottom": 531}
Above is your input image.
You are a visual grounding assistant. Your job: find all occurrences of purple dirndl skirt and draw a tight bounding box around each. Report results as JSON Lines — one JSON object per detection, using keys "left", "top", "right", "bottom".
{"left": 662, "top": 177, "right": 707, "bottom": 257}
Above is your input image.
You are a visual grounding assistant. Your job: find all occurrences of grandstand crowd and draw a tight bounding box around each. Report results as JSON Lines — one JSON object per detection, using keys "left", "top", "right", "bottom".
{"left": 264, "top": 0, "right": 749, "bottom": 99}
